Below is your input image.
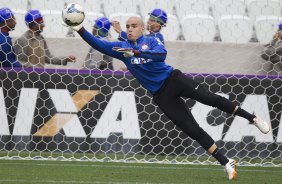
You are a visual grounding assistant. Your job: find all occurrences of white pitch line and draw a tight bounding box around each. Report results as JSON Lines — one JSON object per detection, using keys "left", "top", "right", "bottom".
{"left": 1, "top": 162, "right": 282, "bottom": 173}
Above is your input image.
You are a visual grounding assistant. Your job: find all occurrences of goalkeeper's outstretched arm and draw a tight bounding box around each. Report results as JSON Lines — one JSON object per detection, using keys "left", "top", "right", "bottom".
{"left": 77, "top": 27, "right": 124, "bottom": 60}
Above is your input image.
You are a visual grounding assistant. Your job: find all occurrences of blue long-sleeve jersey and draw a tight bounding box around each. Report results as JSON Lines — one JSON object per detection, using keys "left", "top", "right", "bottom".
{"left": 79, "top": 28, "right": 173, "bottom": 94}
{"left": 119, "top": 30, "right": 165, "bottom": 44}
{"left": 0, "top": 31, "right": 22, "bottom": 67}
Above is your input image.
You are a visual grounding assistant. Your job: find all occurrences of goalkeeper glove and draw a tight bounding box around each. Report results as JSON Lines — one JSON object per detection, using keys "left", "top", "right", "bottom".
{"left": 62, "top": 21, "right": 83, "bottom": 32}
{"left": 112, "top": 47, "right": 140, "bottom": 58}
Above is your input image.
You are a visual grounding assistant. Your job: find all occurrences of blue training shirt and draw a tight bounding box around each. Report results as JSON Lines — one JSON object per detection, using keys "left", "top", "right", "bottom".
{"left": 79, "top": 28, "right": 173, "bottom": 94}
{"left": 0, "top": 31, "right": 22, "bottom": 67}
{"left": 119, "top": 31, "right": 165, "bottom": 44}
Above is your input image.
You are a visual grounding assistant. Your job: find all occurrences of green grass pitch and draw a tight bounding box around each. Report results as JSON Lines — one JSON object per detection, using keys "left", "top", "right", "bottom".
{"left": 0, "top": 160, "right": 281, "bottom": 184}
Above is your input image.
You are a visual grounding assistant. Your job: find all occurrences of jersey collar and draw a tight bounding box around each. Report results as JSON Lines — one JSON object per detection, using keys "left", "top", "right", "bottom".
{"left": 148, "top": 31, "right": 160, "bottom": 36}
{"left": 129, "top": 35, "right": 145, "bottom": 45}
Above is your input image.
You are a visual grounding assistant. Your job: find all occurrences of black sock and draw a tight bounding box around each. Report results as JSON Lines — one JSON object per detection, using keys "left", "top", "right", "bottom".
{"left": 234, "top": 107, "right": 256, "bottom": 123}
{"left": 212, "top": 148, "right": 229, "bottom": 166}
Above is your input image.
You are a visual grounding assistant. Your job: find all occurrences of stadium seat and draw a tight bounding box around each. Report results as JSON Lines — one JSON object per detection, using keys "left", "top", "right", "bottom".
{"left": 181, "top": 14, "right": 216, "bottom": 42}
{"left": 102, "top": 0, "right": 141, "bottom": 17}
{"left": 70, "top": 0, "right": 102, "bottom": 13}
{"left": 109, "top": 13, "right": 141, "bottom": 40}
{"left": 42, "top": 11, "right": 69, "bottom": 38}
{"left": 247, "top": 0, "right": 282, "bottom": 21}
{"left": 1, "top": 0, "right": 27, "bottom": 10}
{"left": 175, "top": 0, "right": 212, "bottom": 19}
{"left": 218, "top": 15, "right": 253, "bottom": 43}
{"left": 161, "top": 15, "right": 180, "bottom": 41}
{"left": 84, "top": 12, "right": 105, "bottom": 33}
{"left": 139, "top": 0, "right": 175, "bottom": 18}
{"left": 212, "top": 0, "right": 247, "bottom": 19}
{"left": 255, "top": 16, "right": 282, "bottom": 44}
{"left": 9, "top": 10, "right": 27, "bottom": 38}
{"left": 144, "top": 14, "right": 180, "bottom": 41}
{"left": 28, "top": 0, "right": 65, "bottom": 11}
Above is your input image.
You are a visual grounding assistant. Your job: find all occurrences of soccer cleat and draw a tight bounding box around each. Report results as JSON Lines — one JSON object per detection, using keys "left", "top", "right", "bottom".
{"left": 225, "top": 159, "right": 237, "bottom": 180}
{"left": 253, "top": 117, "right": 270, "bottom": 134}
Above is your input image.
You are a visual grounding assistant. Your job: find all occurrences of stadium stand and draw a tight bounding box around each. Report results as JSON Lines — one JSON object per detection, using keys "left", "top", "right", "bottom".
{"left": 70, "top": 0, "right": 102, "bottom": 13}
{"left": 247, "top": 0, "right": 282, "bottom": 21}
{"left": 218, "top": 15, "right": 253, "bottom": 43}
{"left": 161, "top": 14, "right": 180, "bottom": 41}
{"left": 102, "top": 0, "right": 140, "bottom": 17}
{"left": 255, "top": 16, "right": 282, "bottom": 44}
{"left": 212, "top": 0, "right": 247, "bottom": 19}
{"left": 28, "top": 0, "right": 65, "bottom": 11}
{"left": 181, "top": 14, "right": 216, "bottom": 42}
{"left": 2, "top": 0, "right": 27, "bottom": 10}
{"left": 139, "top": 0, "right": 175, "bottom": 18}
{"left": 175, "top": 0, "right": 212, "bottom": 19}
{"left": 2, "top": 0, "right": 282, "bottom": 44}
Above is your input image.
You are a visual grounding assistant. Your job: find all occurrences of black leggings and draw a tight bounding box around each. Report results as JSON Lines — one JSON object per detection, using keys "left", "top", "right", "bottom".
{"left": 153, "top": 69, "right": 236, "bottom": 150}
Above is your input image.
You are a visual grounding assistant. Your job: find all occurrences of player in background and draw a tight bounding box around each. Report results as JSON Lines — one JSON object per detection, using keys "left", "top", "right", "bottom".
{"left": 111, "top": 9, "right": 166, "bottom": 44}
{"left": 0, "top": 7, "right": 22, "bottom": 67}
{"left": 84, "top": 17, "right": 113, "bottom": 70}
{"left": 64, "top": 16, "right": 270, "bottom": 181}
{"left": 14, "top": 10, "right": 76, "bottom": 68}
{"left": 261, "top": 22, "right": 282, "bottom": 65}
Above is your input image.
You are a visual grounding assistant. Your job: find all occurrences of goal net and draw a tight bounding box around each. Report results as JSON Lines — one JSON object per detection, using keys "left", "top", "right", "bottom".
{"left": 0, "top": 0, "right": 281, "bottom": 166}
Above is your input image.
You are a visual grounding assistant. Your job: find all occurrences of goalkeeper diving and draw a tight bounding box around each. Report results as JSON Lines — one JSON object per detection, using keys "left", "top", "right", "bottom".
{"left": 63, "top": 15, "right": 271, "bottom": 181}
